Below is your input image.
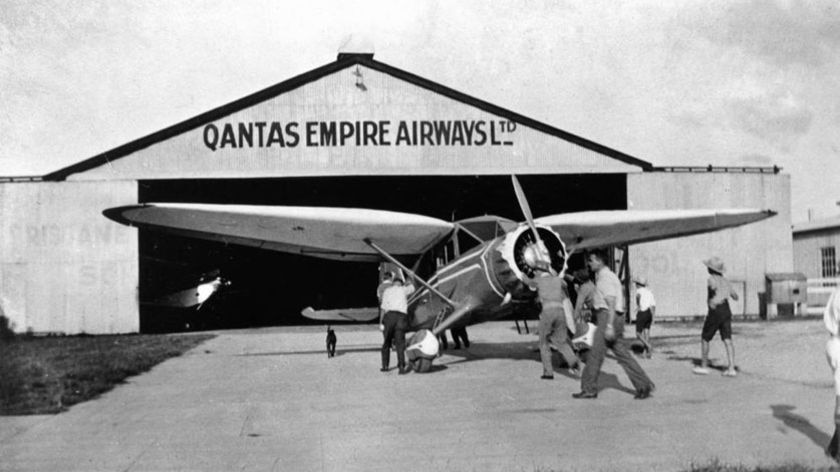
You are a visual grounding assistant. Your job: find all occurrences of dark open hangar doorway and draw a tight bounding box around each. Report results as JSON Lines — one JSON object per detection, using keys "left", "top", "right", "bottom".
{"left": 136, "top": 174, "right": 626, "bottom": 333}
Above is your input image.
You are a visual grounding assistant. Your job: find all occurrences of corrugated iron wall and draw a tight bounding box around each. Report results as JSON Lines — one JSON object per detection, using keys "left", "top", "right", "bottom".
{"left": 627, "top": 172, "right": 792, "bottom": 318}
{"left": 0, "top": 181, "right": 139, "bottom": 334}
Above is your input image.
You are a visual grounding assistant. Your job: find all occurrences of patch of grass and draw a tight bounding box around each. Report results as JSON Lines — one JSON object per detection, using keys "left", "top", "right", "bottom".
{"left": 685, "top": 458, "right": 829, "bottom": 472}
{"left": 0, "top": 333, "right": 214, "bottom": 415}
{"left": 530, "top": 460, "right": 832, "bottom": 472}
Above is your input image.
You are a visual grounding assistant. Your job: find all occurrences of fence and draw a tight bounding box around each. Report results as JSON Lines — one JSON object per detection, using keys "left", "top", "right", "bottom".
{"left": 806, "top": 277, "right": 840, "bottom": 315}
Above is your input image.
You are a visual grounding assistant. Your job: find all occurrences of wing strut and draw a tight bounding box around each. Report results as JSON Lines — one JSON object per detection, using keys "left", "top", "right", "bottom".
{"left": 429, "top": 302, "right": 476, "bottom": 336}
{"left": 363, "top": 238, "right": 457, "bottom": 308}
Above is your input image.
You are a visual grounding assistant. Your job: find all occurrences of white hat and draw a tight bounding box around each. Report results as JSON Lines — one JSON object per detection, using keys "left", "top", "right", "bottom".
{"left": 703, "top": 256, "right": 726, "bottom": 274}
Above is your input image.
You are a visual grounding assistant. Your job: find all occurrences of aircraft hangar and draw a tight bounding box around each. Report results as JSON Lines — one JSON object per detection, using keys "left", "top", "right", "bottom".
{"left": 0, "top": 52, "right": 793, "bottom": 334}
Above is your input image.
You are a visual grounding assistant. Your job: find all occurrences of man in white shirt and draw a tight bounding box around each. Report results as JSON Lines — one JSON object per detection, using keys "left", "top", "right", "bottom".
{"left": 573, "top": 250, "right": 655, "bottom": 400}
{"left": 634, "top": 276, "right": 656, "bottom": 358}
{"left": 378, "top": 272, "right": 416, "bottom": 374}
{"left": 823, "top": 280, "right": 840, "bottom": 462}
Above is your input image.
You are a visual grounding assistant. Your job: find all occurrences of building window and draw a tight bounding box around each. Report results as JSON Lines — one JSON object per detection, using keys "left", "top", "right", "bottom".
{"left": 822, "top": 246, "right": 837, "bottom": 278}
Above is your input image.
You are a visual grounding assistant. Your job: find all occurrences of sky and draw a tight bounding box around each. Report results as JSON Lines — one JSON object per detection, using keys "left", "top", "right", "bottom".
{"left": 1, "top": 0, "right": 838, "bottom": 223}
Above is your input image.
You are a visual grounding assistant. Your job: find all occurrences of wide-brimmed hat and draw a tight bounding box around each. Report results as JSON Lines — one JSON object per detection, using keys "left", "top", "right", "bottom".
{"left": 703, "top": 256, "right": 726, "bottom": 274}
{"left": 632, "top": 276, "right": 647, "bottom": 286}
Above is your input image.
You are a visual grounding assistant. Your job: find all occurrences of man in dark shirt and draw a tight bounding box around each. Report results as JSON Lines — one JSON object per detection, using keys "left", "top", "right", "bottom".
{"left": 530, "top": 261, "right": 579, "bottom": 379}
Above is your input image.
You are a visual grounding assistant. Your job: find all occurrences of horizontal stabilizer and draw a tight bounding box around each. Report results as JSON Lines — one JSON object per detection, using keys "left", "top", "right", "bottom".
{"left": 301, "top": 306, "right": 379, "bottom": 322}
{"left": 536, "top": 208, "right": 776, "bottom": 251}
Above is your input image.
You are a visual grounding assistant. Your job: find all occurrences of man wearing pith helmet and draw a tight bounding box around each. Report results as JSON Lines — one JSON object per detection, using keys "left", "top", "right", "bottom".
{"left": 693, "top": 256, "right": 739, "bottom": 377}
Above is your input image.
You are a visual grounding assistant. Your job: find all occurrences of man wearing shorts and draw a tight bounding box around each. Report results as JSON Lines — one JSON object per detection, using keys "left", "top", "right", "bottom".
{"left": 693, "top": 256, "right": 738, "bottom": 377}
{"left": 633, "top": 276, "right": 655, "bottom": 358}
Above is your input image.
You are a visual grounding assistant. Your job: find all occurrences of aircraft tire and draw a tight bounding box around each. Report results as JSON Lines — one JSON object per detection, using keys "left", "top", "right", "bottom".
{"left": 410, "top": 357, "right": 433, "bottom": 373}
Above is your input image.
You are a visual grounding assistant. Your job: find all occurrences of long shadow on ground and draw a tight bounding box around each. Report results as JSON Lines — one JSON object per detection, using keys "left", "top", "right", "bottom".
{"left": 771, "top": 404, "right": 831, "bottom": 455}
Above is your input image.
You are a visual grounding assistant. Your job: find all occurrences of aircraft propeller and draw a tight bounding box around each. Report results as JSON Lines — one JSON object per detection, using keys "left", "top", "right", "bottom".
{"left": 511, "top": 175, "right": 551, "bottom": 269}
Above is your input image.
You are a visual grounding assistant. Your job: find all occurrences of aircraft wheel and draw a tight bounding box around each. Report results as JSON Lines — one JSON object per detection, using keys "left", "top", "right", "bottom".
{"left": 411, "top": 357, "right": 433, "bottom": 373}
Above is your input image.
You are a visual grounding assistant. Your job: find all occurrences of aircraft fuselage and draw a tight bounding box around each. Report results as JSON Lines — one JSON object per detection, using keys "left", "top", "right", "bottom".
{"left": 405, "top": 223, "right": 566, "bottom": 331}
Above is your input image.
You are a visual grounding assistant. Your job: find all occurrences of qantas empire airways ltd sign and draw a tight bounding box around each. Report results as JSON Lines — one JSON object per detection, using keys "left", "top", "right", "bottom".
{"left": 202, "top": 119, "right": 518, "bottom": 151}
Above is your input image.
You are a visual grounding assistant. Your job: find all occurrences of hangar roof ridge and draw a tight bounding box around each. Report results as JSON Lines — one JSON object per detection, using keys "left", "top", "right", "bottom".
{"left": 43, "top": 53, "right": 652, "bottom": 181}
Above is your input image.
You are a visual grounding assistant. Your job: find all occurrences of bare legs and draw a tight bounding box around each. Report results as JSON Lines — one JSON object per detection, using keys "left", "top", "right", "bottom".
{"left": 637, "top": 328, "right": 652, "bottom": 358}
{"left": 698, "top": 338, "right": 736, "bottom": 375}
{"left": 723, "top": 339, "right": 736, "bottom": 375}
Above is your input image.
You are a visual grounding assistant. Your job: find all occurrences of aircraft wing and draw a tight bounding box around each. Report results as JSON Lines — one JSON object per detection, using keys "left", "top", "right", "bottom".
{"left": 535, "top": 208, "right": 776, "bottom": 251}
{"left": 104, "top": 204, "right": 455, "bottom": 262}
{"left": 301, "top": 306, "right": 380, "bottom": 322}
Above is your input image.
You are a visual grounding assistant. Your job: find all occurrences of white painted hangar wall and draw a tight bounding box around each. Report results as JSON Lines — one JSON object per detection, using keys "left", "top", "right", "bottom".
{"left": 68, "top": 65, "right": 640, "bottom": 181}
{"left": 0, "top": 181, "right": 139, "bottom": 334}
{"left": 627, "top": 172, "right": 792, "bottom": 318}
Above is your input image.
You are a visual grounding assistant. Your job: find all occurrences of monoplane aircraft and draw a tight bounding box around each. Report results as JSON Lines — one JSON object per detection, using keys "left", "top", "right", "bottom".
{"left": 104, "top": 176, "right": 774, "bottom": 372}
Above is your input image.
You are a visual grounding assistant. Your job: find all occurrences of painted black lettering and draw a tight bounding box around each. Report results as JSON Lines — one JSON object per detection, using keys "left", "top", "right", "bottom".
{"left": 254, "top": 122, "right": 267, "bottom": 147}
{"left": 203, "top": 124, "right": 219, "bottom": 151}
{"left": 433, "top": 121, "right": 451, "bottom": 145}
{"left": 363, "top": 121, "right": 378, "bottom": 145}
{"left": 462, "top": 120, "right": 475, "bottom": 145}
{"left": 451, "top": 121, "right": 465, "bottom": 145}
{"left": 339, "top": 121, "right": 354, "bottom": 145}
{"left": 379, "top": 120, "right": 391, "bottom": 145}
{"left": 285, "top": 122, "right": 299, "bottom": 147}
{"left": 320, "top": 122, "right": 337, "bottom": 146}
{"left": 238, "top": 122, "right": 253, "bottom": 148}
{"left": 474, "top": 121, "right": 487, "bottom": 145}
{"left": 306, "top": 122, "right": 318, "bottom": 147}
{"left": 395, "top": 121, "right": 410, "bottom": 145}
{"left": 220, "top": 124, "right": 237, "bottom": 148}
{"left": 490, "top": 121, "right": 502, "bottom": 146}
{"left": 355, "top": 121, "right": 362, "bottom": 146}
{"left": 267, "top": 122, "right": 286, "bottom": 147}
{"left": 420, "top": 121, "right": 434, "bottom": 146}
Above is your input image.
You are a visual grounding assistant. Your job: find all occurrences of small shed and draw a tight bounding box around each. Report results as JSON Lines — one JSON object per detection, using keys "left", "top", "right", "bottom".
{"left": 763, "top": 272, "right": 807, "bottom": 318}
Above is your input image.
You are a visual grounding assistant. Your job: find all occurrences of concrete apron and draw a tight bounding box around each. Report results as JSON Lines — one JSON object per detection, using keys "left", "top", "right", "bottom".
{"left": 0, "top": 320, "right": 836, "bottom": 472}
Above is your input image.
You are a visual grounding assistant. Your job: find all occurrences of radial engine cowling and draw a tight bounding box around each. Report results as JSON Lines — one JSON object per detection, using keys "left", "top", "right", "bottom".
{"left": 491, "top": 224, "right": 568, "bottom": 298}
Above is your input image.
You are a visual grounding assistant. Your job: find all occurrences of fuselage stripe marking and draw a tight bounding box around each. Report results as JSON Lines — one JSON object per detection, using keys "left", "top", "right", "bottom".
{"left": 479, "top": 242, "right": 505, "bottom": 298}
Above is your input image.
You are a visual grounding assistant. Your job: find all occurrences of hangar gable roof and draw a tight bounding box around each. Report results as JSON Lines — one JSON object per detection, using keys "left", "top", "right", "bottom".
{"left": 45, "top": 54, "right": 652, "bottom": 181}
